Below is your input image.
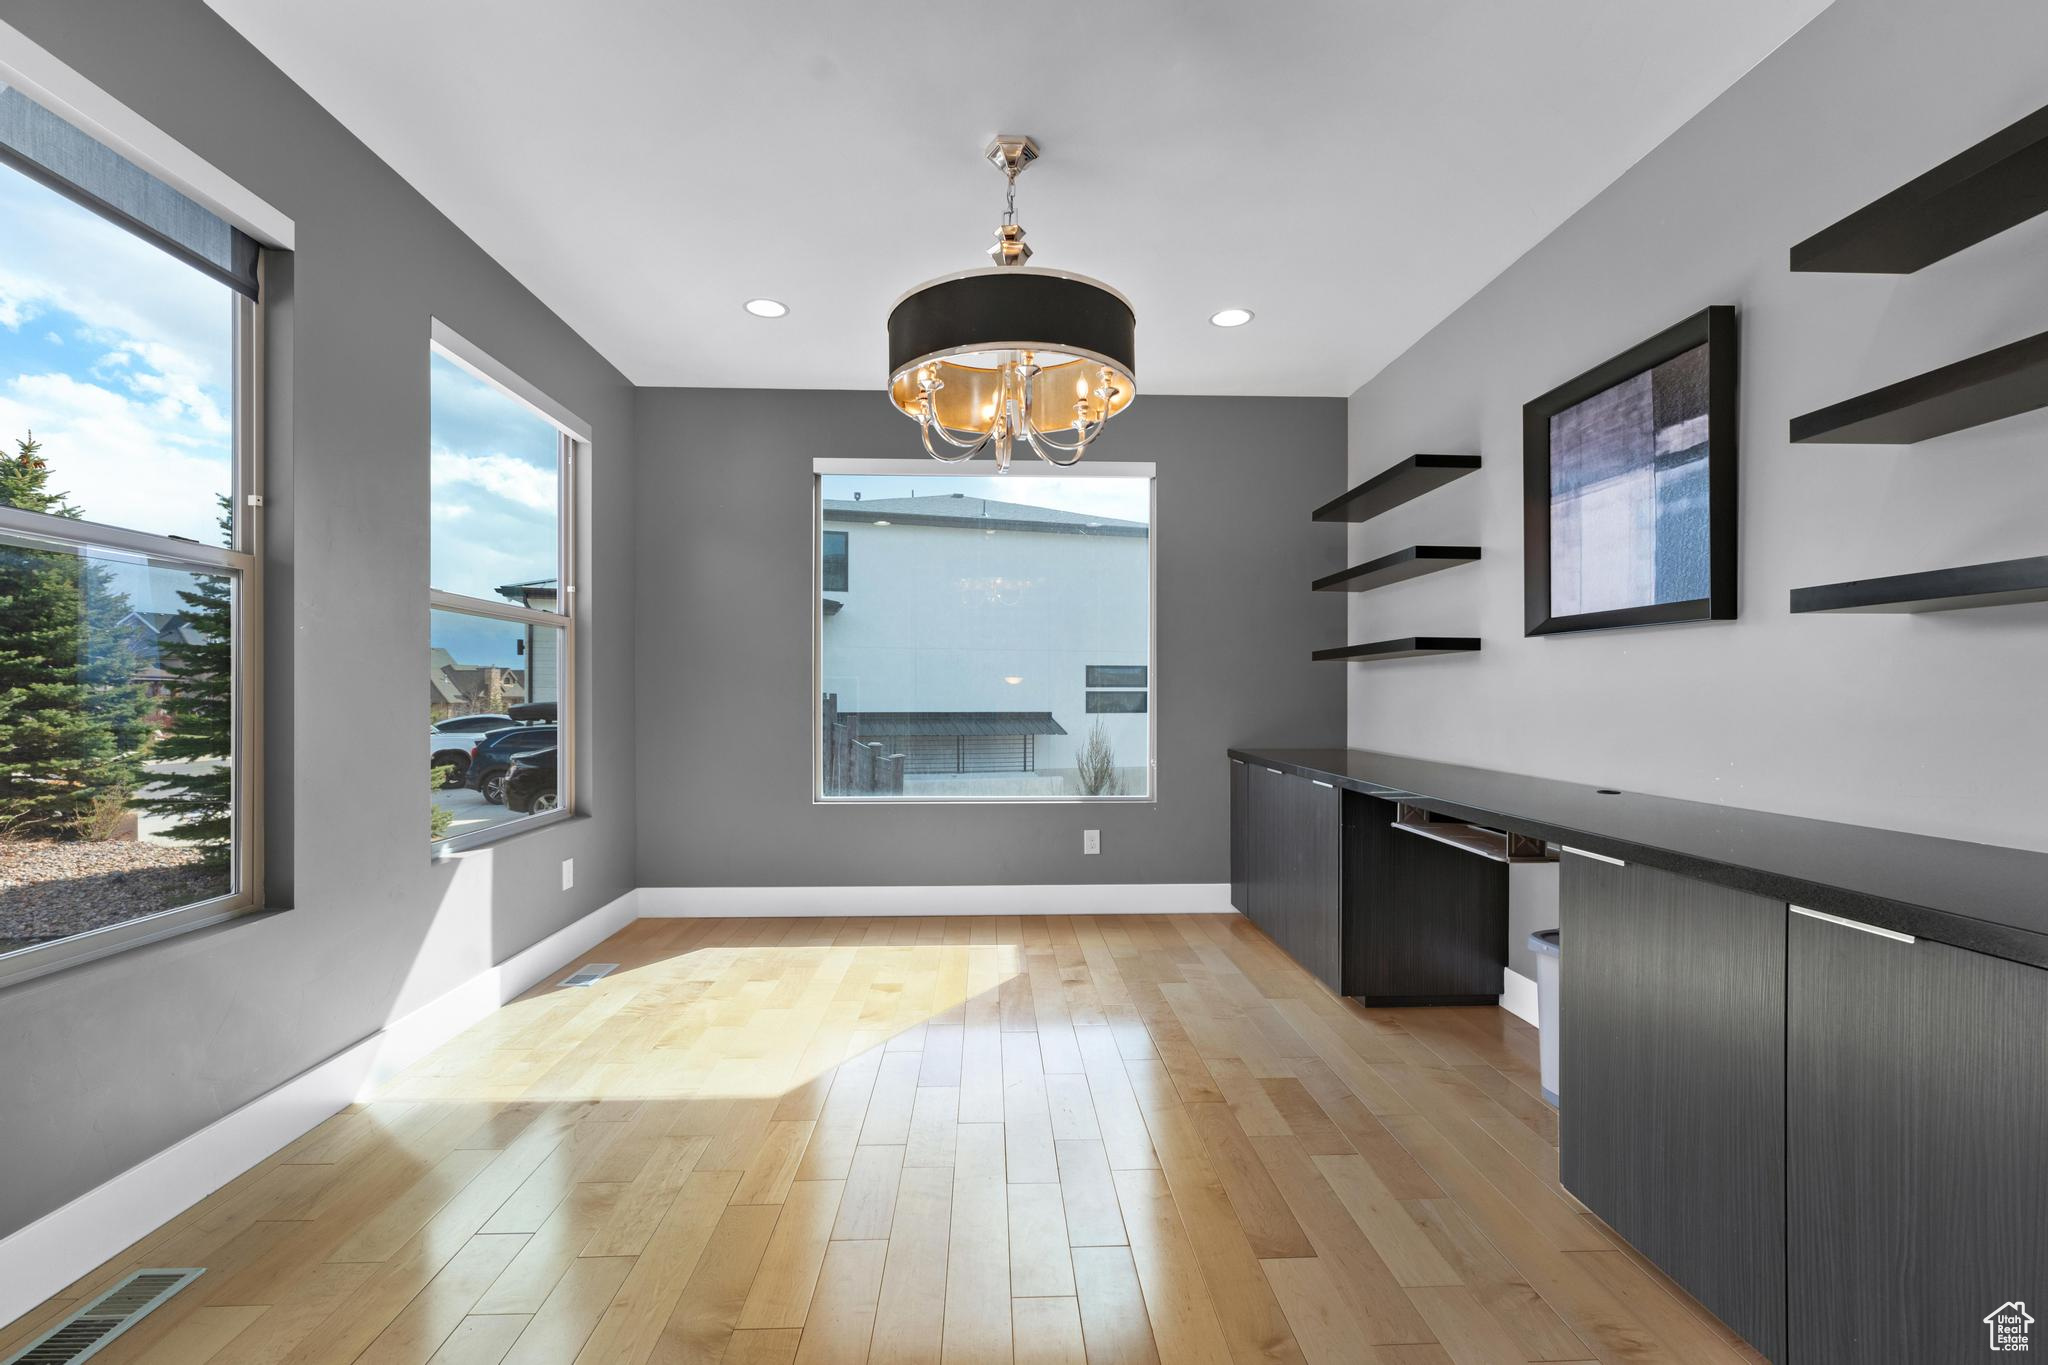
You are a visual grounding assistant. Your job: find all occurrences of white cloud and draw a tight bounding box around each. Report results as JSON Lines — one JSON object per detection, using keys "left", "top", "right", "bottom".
{"left": 0, "top": 170, "right": 235, "bottom": 542}
{"left": 430, "top": 447, "right": 558, "bottom": 512}
{"left": 0, "top": 373, "right": 230, "bottom": 541}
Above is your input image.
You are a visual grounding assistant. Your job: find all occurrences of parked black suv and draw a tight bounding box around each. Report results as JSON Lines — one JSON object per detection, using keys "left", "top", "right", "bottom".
{"left": 503, "top": 747, "right": 559, "bottom": 814}
{"left": 465, "top": 724, "right": 557, "bottom": 804}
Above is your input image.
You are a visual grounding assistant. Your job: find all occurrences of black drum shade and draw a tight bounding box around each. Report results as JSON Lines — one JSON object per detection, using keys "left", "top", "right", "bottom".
{"left": 887, "top": 268, "right": 1137, "bottom": 431}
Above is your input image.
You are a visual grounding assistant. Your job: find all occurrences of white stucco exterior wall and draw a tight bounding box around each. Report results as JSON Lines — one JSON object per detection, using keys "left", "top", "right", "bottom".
{"left": 821, "top": 510, "right": 1150, "bottom": 791}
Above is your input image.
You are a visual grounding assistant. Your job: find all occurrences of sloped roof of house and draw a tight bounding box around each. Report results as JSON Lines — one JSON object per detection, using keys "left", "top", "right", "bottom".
{"left": 823, "top": 494, "right": 1146, "bottom": 538}
{"left": 842, "top": 711, "right": 1068, "bottom": 737}
{"left": 496, "top": 577, "right": 559, "bottom": 604}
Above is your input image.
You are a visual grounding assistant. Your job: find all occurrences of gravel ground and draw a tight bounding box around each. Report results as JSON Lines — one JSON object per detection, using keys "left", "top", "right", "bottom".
{"left": 0, "top": 839, "right": 226, "bottom": 952}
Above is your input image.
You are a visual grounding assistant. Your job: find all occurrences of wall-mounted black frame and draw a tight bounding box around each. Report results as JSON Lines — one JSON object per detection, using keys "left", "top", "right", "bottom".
{"left": 1524, "top": 305, "right": 1738, "bottom": 636}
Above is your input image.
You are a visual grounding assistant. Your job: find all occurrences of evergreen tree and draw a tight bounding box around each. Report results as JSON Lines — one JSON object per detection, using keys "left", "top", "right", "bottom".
{"left": 0, "top": 433, "right": 148, "bottom": 836}
{"left": 132, "top": 495, "right": 234, "bottom": 869}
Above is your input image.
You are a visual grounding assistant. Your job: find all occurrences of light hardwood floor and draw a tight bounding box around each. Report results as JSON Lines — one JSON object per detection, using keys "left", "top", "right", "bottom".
{"left": 3, "top": 915, "right": 1769, "bottom": 1365}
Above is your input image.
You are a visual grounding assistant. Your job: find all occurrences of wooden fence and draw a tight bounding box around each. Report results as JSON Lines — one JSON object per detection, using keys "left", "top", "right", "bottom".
{"left": 822, "top": 693, "right": 904, "bottom": 795}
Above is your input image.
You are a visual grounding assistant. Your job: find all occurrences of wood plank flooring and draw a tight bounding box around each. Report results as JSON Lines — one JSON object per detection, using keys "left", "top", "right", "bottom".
{"left": 2, "top": 915, "right": 1769, "bottom": 1364}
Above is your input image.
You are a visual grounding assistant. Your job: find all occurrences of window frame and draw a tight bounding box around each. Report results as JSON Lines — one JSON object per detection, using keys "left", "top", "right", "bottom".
{"left": 428, "top": 321, "right": 586, "bottom": 855}
{"left": 811, "top": 457, "right": 1158, "bottom": 806}
{"left": 0, "top": 26, "right": 290, "bottom": 989}
{"left": 0, "top": 284, "right": 266, "bottom": 989}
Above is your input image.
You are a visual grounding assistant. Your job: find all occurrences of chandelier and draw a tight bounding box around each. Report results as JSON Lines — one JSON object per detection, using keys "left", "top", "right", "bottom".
{"left": 887, "top": 135, "right": 1136, "bottom": 471}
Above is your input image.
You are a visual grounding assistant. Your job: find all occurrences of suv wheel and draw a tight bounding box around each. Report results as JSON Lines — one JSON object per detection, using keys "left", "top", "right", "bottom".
{"left": 531, "top": 792, "right": 559, "bottom": 814}
{"left": 433, "top": 753, "right": 469, "bottom": 787}
{"left": 481, "top": 771, "right": 506, "bottom": 805}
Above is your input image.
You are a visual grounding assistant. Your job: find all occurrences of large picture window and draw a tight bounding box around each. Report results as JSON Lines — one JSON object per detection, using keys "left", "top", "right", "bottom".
{"left": 428, "top": 331, "right": 578, "bottom": 846}
{"left": 0, "top": 84, "right": 265, "bottom": 981}
{"left": 815, "top": 461, "right": 1154, "bottom": 802}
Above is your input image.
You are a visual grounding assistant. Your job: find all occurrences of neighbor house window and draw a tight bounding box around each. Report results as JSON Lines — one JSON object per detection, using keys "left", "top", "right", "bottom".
{"left": 822, "top": 530, "right": 849, "bottom": 592}
{"left": 428, "top": 329, "right": 579, "bottom": 846}
{"left": 1085, "top": 662, "right": 1148, "bottom": 714}
{"left": 0, "top": 83, "right": 267, "bottom": 982}
{"left": 815, "top": 460, "right": 1155, "bottom": 801}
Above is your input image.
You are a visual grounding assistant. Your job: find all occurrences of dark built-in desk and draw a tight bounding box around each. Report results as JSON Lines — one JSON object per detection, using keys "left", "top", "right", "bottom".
{"left": 1226, "top": 746, "right": 2048, "bottom": 1365}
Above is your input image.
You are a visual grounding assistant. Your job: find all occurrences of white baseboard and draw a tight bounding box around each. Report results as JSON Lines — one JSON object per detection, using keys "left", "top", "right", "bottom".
{"left": 1498, "top": 966, "right": 1539, "bottom": 1027}
{"left": 638, "top": 883, "right": 1235, "bottom": 918}
{"left": 0, "top": 888, "right": 638, "bottom": 1328}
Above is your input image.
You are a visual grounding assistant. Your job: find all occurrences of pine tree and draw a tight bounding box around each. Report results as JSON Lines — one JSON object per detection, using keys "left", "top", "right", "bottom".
{"left": 132, "top": 495, "right": 233, "bottom": 870}
{"left": 0, "top": 433, "right": 147, "bottom": 836}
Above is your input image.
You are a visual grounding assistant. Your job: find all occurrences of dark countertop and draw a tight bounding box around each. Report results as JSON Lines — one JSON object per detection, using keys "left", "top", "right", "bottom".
{"left": 1229, "top": 747, "right": 2048, "bottom": 969}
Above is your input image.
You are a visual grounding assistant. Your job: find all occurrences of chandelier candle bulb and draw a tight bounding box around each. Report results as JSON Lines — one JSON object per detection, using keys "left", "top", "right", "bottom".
{"left": 888, "top": 132, "right": 1136, "bottom": 470}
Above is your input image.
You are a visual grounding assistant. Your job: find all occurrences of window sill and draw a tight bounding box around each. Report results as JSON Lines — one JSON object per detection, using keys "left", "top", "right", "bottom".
{"left": 432, "top": 807, "right": 579, "bottom": 860}
{"left": 0, "top": 899, "right": 285, "bottom": 993}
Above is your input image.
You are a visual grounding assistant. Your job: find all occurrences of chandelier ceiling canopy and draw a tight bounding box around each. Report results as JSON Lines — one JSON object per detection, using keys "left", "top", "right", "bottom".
{"left": 887, "top": 135, "right": 1136, "bottom": 471}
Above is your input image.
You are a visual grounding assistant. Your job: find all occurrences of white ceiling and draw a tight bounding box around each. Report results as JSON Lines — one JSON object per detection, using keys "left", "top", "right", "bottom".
{"left": 207, "top": 0, "right": 1828, "bottom": 397}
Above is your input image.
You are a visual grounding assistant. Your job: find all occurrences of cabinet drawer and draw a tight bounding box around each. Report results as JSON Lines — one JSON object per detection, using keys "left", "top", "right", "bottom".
{"left": 1788, "top": 910, "right": 2048, "bottom": 1365}
{"left": 1559, "top": 852, "right": 1786, "bottom": 1363}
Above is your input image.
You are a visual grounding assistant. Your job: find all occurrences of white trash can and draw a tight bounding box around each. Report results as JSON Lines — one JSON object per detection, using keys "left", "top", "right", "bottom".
{"left": 1529, "top": 929, "right": 1561, "bottom": 1106}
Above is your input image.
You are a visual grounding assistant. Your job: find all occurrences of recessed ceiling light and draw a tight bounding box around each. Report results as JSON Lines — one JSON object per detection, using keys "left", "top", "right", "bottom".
{"left": 743, "top": 298, "right": 788, "bottom": 318}
{"left": 1003, "top": 675, "right": 1024, "bottom": 685}
{"left": 1209, "top": 307, "right": 1254, "bottom": 328}
{"left": 872, "top": 519, "right": 891, "bottom": 526}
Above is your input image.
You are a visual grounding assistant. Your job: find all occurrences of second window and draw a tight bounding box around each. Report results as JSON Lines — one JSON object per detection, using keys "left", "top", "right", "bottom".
{"left": 816, "top": 463, "right": 1154, "bottom": 801}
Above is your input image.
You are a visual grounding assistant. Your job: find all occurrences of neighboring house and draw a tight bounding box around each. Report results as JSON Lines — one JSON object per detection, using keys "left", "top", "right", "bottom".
{"left": 496, "top": 577, "right": 561, "bottom": 708}
{"left": 429, "top": 645, "right": 526, "bottom": 720}
{"left": 820, "top": 493, "right": 1149, "bottom": 794}
{"left": 119, "top": 609, "right": 212, "bottom": 736}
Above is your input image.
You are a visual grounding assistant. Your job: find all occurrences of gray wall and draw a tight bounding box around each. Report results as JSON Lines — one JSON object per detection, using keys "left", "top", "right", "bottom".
{"left": 635, "top": 388, "right": 1345, "bottom": 889}
{"left": 0, "top": 0, "right": 638, "bottom": 1239}
{"left": 1345, "top": 0, "right": 2048, "bottom": 900}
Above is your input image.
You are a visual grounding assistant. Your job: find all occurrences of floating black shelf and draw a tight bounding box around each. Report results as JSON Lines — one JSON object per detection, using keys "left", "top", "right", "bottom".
{"left": 1312, "top": 455, "right": 1480, "bottom": 524}
{"left": 1789, "top": 329, "right": 2048, "bottom": 444}
{"left": 1792, "top": 103, "right": 2048, "bottom": 274}
{"left": 1790, "top": 555, "right": 2048, "bottom": 614}
{"left": 1312, "top": 636, "right": 1481, "bottom": 663}
{"left": 1313, "top": 545, "right": 1481, "bottom": 594}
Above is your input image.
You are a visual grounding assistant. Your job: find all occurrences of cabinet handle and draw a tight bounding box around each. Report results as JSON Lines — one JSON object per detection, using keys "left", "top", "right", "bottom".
{"left": 1791, "top": 905, "right": 1915, "bottom": 944}
{"left": 1311, "top": 779, "right": 1334, "bottom": 789}
{"left": 1562, "top": 845, "right": 1626, "bottom": 867}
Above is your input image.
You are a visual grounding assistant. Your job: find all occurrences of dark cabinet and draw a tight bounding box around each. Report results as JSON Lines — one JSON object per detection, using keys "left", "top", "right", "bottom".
{"left": 1559, "top": 853, "right": 1787, "bottom": 1364}
{"left": 1787, "top": 912, "right": 2048, "bottom": 1365}
{"left": 1230, "top": 759, "right": 1250, "bottom": 913}
{"left": 1344, "top": 794, "right": 1506, "bottom": 1004}
{"left": 1244, "top": 764, "right": 1342, "bottom": 991}
{"left": 1229, "top": 760, "right": 1506, "bottom": 1003}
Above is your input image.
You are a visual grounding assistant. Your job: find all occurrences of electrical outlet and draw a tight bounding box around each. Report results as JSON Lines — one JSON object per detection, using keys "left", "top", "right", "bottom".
{"left": 561, "top": 858, "right": 575, "bottom": 891}
{"left": 1083, "top": 829, "right": 1100, "bottom": 855}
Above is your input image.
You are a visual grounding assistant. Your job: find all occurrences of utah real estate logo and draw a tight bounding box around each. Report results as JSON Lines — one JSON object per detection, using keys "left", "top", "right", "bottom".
{"left": 1984, "top": 1301, "right": 2034, "bottom": 1352}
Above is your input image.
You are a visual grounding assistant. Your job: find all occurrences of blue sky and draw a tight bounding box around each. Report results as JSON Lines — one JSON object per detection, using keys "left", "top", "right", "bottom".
{"left": 429, "top": 350, "right": 562, "bottom": 671}
{"left": 429, "top": 349, "right": 560, "bottom": 602}
{"left": 0, "top": 166, "right": 234, "bottom": 543}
